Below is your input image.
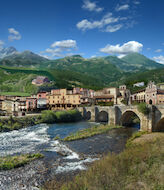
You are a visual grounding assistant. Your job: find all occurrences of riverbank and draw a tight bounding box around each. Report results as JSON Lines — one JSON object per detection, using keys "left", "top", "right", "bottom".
{"left": 0, "top": 123, "right": 136, "bottom": 190}
{"left": 0, "top": 153, "right": 43, "bottom": 171}
{"left": 0, "top": 109, "right": 82, "bottom": 132}
{"left": 62, "top": 124, "right": 122, "bottom": 141}
{"left": 44, "top": 132, "right": 164, "bottom": 190}
{"left": 0, "top": 115, "right": 41, "bottom": 132}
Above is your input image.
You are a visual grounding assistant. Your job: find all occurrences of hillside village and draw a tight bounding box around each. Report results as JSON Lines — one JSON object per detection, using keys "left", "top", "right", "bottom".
{"left": 0, "top": 79, "right": 164, "bottom": 117}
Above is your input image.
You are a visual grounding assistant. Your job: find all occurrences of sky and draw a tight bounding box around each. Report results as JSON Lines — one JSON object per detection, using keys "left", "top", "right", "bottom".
{"left": 0, "top": 0, "right": 164, "bottom": 63}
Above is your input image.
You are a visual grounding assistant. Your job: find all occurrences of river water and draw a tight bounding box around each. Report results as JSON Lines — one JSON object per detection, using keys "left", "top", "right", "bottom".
{"left": 0, "top": 122, "right": 138, "bottom": 190}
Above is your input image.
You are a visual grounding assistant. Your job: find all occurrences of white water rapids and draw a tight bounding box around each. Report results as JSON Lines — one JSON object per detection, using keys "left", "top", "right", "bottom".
{"left": 0, "top": 122, "right": 99, "bottom": 174}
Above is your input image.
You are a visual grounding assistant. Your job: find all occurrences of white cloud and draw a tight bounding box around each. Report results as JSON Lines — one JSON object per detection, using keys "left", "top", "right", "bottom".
{"left": 117, "top": 54, "right": 126, "bottom": 58}
{"left": 77, "top": 13, "right": 119, "bottom": 31}
{"left": 155, "top": 49, "right": 162, "bottom": 53}
{"left": 39, "top": 54, "right": 52, "bottom": 59}
{"left": 0, "top": 40, "right": 4, "bottom": 49}
{"left": 133, "top": 1, "right": 140, "bottom": 5}
{"left": 51, "top": 39, "right": 77, "bottom": 49}
{"left": 147, "top": 48, "right": 151, "bottom": 51}
{"left": 8, "top": 28, "right": 21, "bottom": 41}
{"left": 82, "top": 0, "right": 103, "bottom": 12}
{"left": 100, "top": 41, "right": 143, "bottom": 55}
{"left": 153, "top": 55, "right": 164, "bottom": 64}
{"left": 115, "top": 4, "right": 129, "bottom": 11}
{"left": 41, "top": 39, "right": 78, "bottom": 58}
{"left": 105, "top": 24, "right": 123, "bottom": 32}
{"left": 90, "top": 55, "right": 97, "bottom": 58}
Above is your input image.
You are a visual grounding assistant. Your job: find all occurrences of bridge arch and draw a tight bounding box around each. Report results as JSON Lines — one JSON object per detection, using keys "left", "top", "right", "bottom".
{"left": 120, "top": 110, "right": 141, "bottom": 129}
{"left": 85, "top": 111, "right": 91, "bottom": 120}
{"left": 96, "top": 111, "right": 109, "bottom": 123}
{"left": 154, "top": 117, "right": 164, "bottom": 132}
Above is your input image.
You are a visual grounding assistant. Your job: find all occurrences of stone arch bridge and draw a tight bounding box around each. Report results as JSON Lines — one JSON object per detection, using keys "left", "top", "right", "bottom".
{"left": 77, "top": 105, "right": 164, "bottom": 132}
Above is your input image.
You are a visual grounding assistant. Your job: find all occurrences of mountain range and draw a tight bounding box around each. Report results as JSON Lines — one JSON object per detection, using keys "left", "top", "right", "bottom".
{"left": 0, "top": 47, "right": 162, "bottom": 72}
{"left": 0, "top": 47, "right": 17, "bottom": 59}
{"left": 0, "top": 46, "right": 163, "bottom": 95}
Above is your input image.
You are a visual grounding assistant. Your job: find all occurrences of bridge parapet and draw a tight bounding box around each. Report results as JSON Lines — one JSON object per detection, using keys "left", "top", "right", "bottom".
{"left": 78, "top": 105, "right": 164, "bottom": 132}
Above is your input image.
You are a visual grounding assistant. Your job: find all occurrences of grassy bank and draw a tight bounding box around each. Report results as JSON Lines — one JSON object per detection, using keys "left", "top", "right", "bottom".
{"left": 0, "top": 110, "right": 82, "bottom": 133}
{"left": 0, "top": 153, "right": 43, "bottom": 171}
{"left": 0, "top": 116, "right": 41, "bottom": 132}
{"left": 62, "top": 125, "right": 122, "bottom": 141}
{"left": 44, "top": 132, "right": 164, "bottom": 190}
{"left": 41, "top": 109, "right": 82, "bottom": 124}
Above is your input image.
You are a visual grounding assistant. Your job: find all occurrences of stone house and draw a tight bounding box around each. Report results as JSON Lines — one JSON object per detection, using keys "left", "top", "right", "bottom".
{"left": 2, "top": 100, "right": 19, "bottom": 113}
{"left": 37, "top": 92, "right": 48, "bottom": 109}
{"left": 47, "top": 89, "right": 82, "bottom": 110}
{"left": 131, "top": 89, "right": 146, "bottom": 104}
{"left": 118, "top": 85, "right": 131, "bottom": 105}
{"left": 145, "top": 81, "right": 164, "bottom": 105}
{"left": 26, "top": 97, "right": 37, "bottom": 111}
{"left": 32, "top": 76, "right": 50, "bottom": 86}
{"left": 94, "top": 87, "right": 120, "bottom": 105}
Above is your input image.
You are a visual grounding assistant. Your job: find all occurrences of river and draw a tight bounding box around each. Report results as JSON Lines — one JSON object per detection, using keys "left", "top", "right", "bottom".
{"left": 0, "top": 122, "right": 139, "bottom": 190}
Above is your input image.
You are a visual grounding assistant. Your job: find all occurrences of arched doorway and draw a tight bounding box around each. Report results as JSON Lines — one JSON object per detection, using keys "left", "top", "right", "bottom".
{"left": 96, "top": 111, "right": 108, "bottom": 123}
{"left": 149, "top": 99, "right": 152, "bottom": 105}
{"left": 85, "top": 111, "right": 91, "bottom": 120}
{"left": 120, "top": 111, "right": 140, "bottom": 129}
{"left": 155, "top": 118, "right": 164, "bottom": 132}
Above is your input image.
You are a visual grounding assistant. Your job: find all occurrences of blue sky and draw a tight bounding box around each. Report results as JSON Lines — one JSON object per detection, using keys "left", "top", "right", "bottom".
{"left": 0, "top": 0, "right": 164, "bottom": 63}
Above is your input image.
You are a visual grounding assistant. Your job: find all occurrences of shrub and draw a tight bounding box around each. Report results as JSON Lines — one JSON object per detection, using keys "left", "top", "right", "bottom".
{"left": 11, "top": 122, "right": 22, "bottom": 130}
{"left": 97, "top": 102, "right": 114, "bottom": 106}
{"left": 41, "top": 110, "right": 57, "bottom": 124}
{"left": 137, "top": 103, "right": 150, "bottom": 115}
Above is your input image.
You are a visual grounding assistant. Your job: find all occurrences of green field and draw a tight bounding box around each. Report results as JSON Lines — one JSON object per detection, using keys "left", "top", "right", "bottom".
{"left": 0, "top": 91, "right": 31, "bottom": 96}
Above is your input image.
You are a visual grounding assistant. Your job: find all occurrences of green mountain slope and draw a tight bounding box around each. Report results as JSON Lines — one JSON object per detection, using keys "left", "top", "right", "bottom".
{"left": 0, "top": 50, "right": 163, "bottom": 94}
{"left": 0, "top": 68, "right": 38, "bottom": 94}
{"left": 45, "top": 56, "right": 123, "bottom": 84}
{"left": 0, "top": 66, "right": 104, "bottom": 95}
{"left": 0, "top": 51, "right": 48, "bottom": 67}
{"left": 121, "top": 53, "right": 162, "bottom": 70}
{"left": 104, "top": 56, "right": 137, "bottom": 72}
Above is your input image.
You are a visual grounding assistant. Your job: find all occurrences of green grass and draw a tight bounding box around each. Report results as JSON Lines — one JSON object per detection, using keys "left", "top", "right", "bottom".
{"left": 126, "top": 131, "right": 148, "bottom": 147}
{"left": 0, "top": 91, "right": 31, "bottom": 96}
{"left": 44, "top": 133, "right": 164, "bottom": 190}
{"left": 0, "top": 116, "right": 42, "bottom": 132}
{"left": 0, "top": 153, "right": 44, "bottom": 171}
{"left": 63, "top": 125, "right": 122, "bottom": 141}
{"left": 41, "top": 109, "right": 82, "bottom": 124}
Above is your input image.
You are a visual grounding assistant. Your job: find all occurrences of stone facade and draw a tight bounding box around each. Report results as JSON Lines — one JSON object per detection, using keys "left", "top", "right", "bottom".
{"left": 78, "top": 105, "right": 164, "bottom": 132}
{"left": 145, "top": 81, "right": 164, "bottom": 105}
{"left": 47, "top": 89, "right": 82, "bottom": 110}
{"left": 32, "top": 76, "right": 50, "bottom": 86}
{"left": 94, "top": 87, "right": 119, "bottom": 104}
{"left": 2, "top": 100, "right": 19, "bottom": 113}
{"left": 26, "top": 98, "right": 37, "bottom": 111}
{"left": 37, "top": 92, "right": 48, "bottom": 109}
{"left": 131, "top": 89, "right": 146, "bottom": 103}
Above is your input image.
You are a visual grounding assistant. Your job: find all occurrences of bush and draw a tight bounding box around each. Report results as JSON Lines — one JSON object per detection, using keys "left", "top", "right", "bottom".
{"left": 97, "top": 102, "right": 114, "bottom": 106}
{"left": 41, "top": 110, "right": 57, "bottom": 124}
{"left": 11, "top": 122, "right": 22, "bottom": 130}
{"left": 137, "top": 103, "right": 150, "bottom": 115}
{"left": 41, "top": 109, "right": 82, "bottom": 124}
{"left": 121, "top": 99, "right": 128, "bottom": 105}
